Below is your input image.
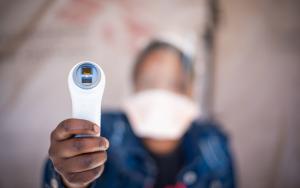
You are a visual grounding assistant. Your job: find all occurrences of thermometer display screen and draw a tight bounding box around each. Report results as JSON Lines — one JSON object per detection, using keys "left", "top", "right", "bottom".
{"left": 82, "top": 77, "right": 92, "bottom": 83}
{"left": 82, "top": 67, "right": 92, "bottom": 75}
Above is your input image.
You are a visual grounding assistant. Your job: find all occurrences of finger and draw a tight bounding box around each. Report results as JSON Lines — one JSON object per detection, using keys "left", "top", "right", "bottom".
{"left": 52, "top": 137, "right": 109, "bottom": 158}
{"left": 51, "top": 119, "right": 99, "bottom": 141}
{"left": 62, "top": 151, "right": 107, "bottom": 173}
{"left": 63, "top": 165, "right": 104, "bottom": 187}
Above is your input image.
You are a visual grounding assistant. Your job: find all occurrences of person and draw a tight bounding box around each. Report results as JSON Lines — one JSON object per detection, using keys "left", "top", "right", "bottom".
{"left": 43, "top": 40, "right": 236, "bottom": 188}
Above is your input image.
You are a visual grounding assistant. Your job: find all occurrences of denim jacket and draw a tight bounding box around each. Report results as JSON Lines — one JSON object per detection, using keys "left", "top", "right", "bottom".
{"left": 43, "top": 111, "right": 236, "bottom": 188}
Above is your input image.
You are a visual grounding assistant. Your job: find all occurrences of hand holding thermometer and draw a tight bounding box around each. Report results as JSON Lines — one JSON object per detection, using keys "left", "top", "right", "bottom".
{"left": 68, "top": 61, "right": 105, "bottom": 136}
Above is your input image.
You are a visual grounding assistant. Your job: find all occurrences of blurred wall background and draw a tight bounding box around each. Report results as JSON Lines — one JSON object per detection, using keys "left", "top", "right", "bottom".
{"left": 0, "top": 0, "right": 299, "bottom": 188}
{"left": 214, "top": 1, "right": 300, "bottom": 188}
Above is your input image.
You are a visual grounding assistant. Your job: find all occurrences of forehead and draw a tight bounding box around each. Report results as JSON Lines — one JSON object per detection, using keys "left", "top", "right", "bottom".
{"left": 138, "top": 48, "right": 182, "bottom": 72}
{"left": 134, "top": 48, "right": 187, "bottom": 92}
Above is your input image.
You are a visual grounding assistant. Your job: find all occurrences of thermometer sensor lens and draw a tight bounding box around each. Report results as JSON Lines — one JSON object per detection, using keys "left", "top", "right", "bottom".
{"left": 82, "top": 67, "right": 92, "bottom": 75}
{"left": 73, "top": 62, "right": 101, "bottom": 89}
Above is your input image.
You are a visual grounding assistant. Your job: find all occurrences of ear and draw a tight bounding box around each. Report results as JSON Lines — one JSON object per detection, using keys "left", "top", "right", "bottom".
{"left": 185, "top": 79, "right": 195, "bottom": 99}
{"left": 186, "top": 85, "right": 194, "bottom": 98}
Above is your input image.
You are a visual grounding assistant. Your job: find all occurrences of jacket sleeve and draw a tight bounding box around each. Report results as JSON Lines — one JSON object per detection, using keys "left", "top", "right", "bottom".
{"left": 199, "top": 122, "right": 236, "bottom": 188}
{"left": 189, "top": 120, "right": 236, "bottom": 188}
{"left": 43, "top": 159, "right": 100, "bottom": 188}
{"left": 42, "top": 159, "right": 66, "bottom": 188}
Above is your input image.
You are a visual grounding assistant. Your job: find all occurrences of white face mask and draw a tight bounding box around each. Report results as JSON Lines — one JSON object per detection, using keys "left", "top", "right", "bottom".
{"left": 122, "top": 89, "right": 199, "bottom": 140}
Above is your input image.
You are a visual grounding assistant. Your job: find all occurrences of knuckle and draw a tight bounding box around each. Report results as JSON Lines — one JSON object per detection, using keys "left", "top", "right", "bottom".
{"left": 55, "top": 163, "right": 64, "bottom": 174}
{"left": 65, "top": 173, "right": 77, "bottom": 184}
{"left": 65, "top": 172, "right": 88, "bottom": 186}
{"left": 53, "top": 160, "right": 64, "bottom": 174}
{"left": 80, "top": 155, "right": 93, "bottom": 168}
{"left": 83, "top": 122, "right": 94, "bottom": 131}
{"left": 61, "top": 119, "right": 70, "bottom": 131}
{"left": 72, "top": 139, "right": 84, "bottom": 151}
{"left": 92, "top": 166, "right": 103, "bottom": 176}
{"left": 66, "top": 173, "right": 84, "bottom": 185}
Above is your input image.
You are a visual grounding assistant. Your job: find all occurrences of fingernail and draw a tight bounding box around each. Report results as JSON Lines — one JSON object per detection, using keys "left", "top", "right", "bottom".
{"left": 100, "top": 139, "right": 109, "bottom": 150}
{"left": 93, "top": 124, "right": 100, "bottom": 133}
{"left": 105, "top": 139, "right": 109, "bottom": 148}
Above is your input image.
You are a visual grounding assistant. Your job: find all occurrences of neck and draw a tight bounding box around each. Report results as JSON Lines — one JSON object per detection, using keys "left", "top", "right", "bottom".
{"left": 143, "top": 138, "right": 180, "bottom": 156}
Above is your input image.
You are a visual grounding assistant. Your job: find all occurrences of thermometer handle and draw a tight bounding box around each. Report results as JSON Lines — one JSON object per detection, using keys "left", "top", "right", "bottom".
{"left": 68, "top": 61, "right": 105, "bottom": 137}
{"left": 70, "top": 93, "right": 102, "bottom": 126}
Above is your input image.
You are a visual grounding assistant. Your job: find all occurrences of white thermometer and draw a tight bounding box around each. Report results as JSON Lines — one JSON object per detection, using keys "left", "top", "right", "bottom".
{"left": 68, "top": 61, "right": 105, "bottom": 135}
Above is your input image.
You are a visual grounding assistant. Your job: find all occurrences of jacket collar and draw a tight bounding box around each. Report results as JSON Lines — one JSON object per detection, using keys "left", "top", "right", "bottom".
{"left": 109, "top": 112, "right": 205, "bottom": 186}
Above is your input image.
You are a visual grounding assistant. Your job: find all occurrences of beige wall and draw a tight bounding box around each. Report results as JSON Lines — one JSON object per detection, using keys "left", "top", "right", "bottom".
{"left": 0, "top": 0, "right": 299, "bottom": 188}
{"left": 214, "top": 0, "right": 300, "bottom": 187}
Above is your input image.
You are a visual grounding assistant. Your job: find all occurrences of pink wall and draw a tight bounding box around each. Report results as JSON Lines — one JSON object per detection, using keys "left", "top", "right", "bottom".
{"left": 0, "top": 0, "right": 299, "bottom": 187}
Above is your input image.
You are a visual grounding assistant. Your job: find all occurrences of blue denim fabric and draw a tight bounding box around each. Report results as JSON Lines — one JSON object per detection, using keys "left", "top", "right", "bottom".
{"left": 43, "top": 111, "right": 236, "bottom": 188}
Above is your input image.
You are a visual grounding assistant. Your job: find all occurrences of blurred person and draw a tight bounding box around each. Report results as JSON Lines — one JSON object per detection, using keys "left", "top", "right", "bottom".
{"left": 43, "top": 40, "right": 236, "bottom": 188}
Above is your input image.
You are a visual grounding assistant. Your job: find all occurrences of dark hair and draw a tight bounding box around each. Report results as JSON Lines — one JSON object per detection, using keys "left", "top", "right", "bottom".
{"left": 132, "top": 0, "right": 220, "bottom": 86}
{"left": 132, "top": 40, "right": 195, "bottom": 83}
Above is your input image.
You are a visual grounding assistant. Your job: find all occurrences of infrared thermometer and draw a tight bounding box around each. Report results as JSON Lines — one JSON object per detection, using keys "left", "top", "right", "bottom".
{"left": 68, "top": 61, "right": 105, "bottom": 135}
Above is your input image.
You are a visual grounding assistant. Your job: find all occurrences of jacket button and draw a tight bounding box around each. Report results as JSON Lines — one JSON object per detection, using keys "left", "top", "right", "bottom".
{"left": 50, "top": 178, "right": 58, "bottom": 188}
{"left": 183, "top": 171, "right": 197, "bottom": 185}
